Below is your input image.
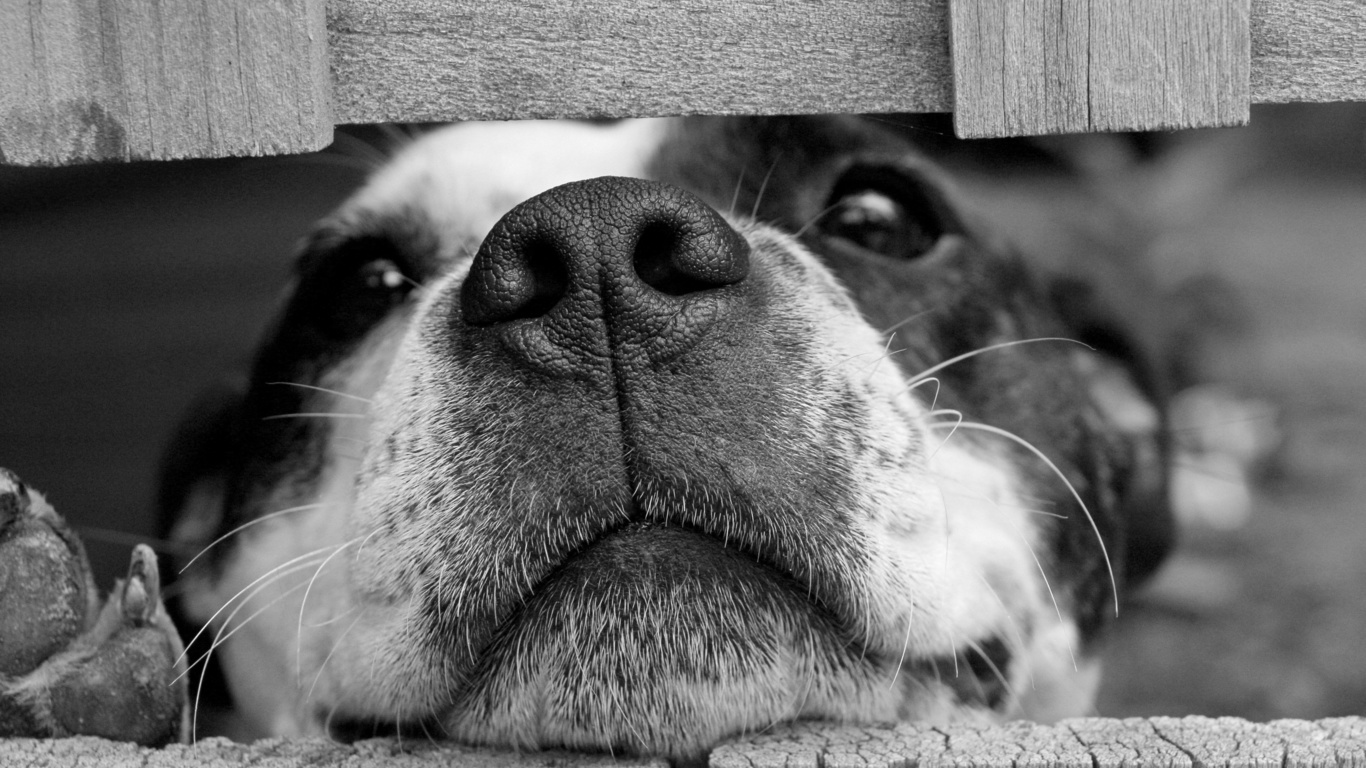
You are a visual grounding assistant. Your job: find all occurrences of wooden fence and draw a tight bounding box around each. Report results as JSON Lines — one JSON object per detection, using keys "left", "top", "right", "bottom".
{"left": 1, "top": 0, "right": 1363, "bottom": 164}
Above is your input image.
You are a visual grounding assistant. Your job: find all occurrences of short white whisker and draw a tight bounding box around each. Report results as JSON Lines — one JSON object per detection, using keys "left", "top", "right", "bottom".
{"left": 262, "top": 412, "right": 369, "bottom": 421}
{"left": 175, "top": 545, "right": 343, "bottom": 667}
{"left": 889, "top": 604, "right": 917, "bottom": 690}
{"left": 749, "top": 155, "right": 781, "bottom": 220}
{"left": 971, "top": 570, "right": 1035, "bottom": 691}
{"left": 931, "top": 420, "right": 1120, "bottom": 618}
{"left": 305, "top": 612, "right": 365, "bottom": 707}
{"left": 296, "top": 535, "right": 366, "bottom": 685}
{"left": 266, "top": 381, "right": 374, "bottom": 405}
{"left": 908, "top": 337, "right": 1092, "bottom": 387}
{"left": 188, "top": 578, "right": 312, "bottom": 742}
{"left": 181, "top": 503, "right": 328, "bottom": 574}
{"left": 879, "top": 308, "right": 937, "bottom": 337}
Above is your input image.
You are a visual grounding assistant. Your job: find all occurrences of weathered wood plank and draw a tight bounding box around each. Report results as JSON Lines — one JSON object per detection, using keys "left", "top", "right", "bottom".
{"left": 1251, "top": 0, "right": 1366, "bottom": 103}
{"left": 1, "top": 717, "right": 1363, "bottom": 767}
{"left": 708, "top": 717, "right": 1366, "bottom": 768}
{"left": 1, "top": 0, "right": 1363, "bottom": 164}
{"left": 326, "top": 0, "right": 953, "bottom": 124}
{"left": 0, "top": 0, "right": 333, "bottom": 165}
{"left": 952, "top": 0, "right": 1252, "bottom": 138}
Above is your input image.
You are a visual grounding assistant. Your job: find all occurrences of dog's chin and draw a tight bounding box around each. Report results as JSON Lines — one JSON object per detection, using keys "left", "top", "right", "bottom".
{"left": 439, "top": 523, "right": 901, "bottom": 760}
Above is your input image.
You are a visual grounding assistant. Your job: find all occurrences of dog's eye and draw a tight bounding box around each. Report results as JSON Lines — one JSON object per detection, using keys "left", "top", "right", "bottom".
{"left": 817, "top": 166, "right": 951, "bottom": 260}
{"left": 297, "top": 237, "right": 417, "bottom": 340}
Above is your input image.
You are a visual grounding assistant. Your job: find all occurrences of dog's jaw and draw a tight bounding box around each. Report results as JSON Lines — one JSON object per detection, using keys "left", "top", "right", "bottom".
{"left": 177, "top": 117, "right": 1133, "bottom": 758}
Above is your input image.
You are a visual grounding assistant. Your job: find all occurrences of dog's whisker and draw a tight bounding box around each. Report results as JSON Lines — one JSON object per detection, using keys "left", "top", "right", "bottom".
{"left": 905, "top": 376, "right": 944, "bottom": 413}
{"left": 879, "top": 307, "right": 938, "bottom": 337}
{"left": 970, "top": 571, "right": 1034, "bottom": 691}
{"left": 791, "top": 199, "right": 846, "bottom": 239}
{"left": 929, "top": 471, "right": 1064, "bottom": 518}
{"left": 267, "top": 381, "right": 374, "bottom": 405}
{"left": 418, "top": 716, "right": 440, "bottom": 747}
{"left": 180, "top": 503, "right": 329, "bottom": 574}
{"left": 1000, "top": 514, "right": 1077, "bottom": 673}
{"left": 817, "top": 349, "right": 885, "bottom": 376}
{"left": 304, "top": 611, "right": 363, "bottom": 707}
{"left": 926, "top": 408, "right": 964, "bottom": 460}
{"left": 965, "top": 637, "right": 1019, "bottom": 710}
{"left": 296, "top": 536, "right": 365, "bottom": 686}
{"left": 175, "top": 546, "right": 341, "bottom": 667}
{"left": 860, "top": 114, "right": 951, "bottom": 137}
{"left": 888, "top": 604, "right": 917, "bottom": 690}
{"left": 749, "top": 154, "right": 782, "bottom": 220}
{"left": 262, "top": 412, "right": 370, "bottom": 422}
{"left": 728, "top": 167, "right": 747, "bottom": 219}
{"left": 189, "top": 577, "right": 313, "bottom": 742}
{"left": 865, "top": 332, "right": 900, "bottom": 383}
{"left": 936, "top": 420, "right": 1120, "bottom": 618}
{"left": 177, "top": 561, "right": 324, "bottom": 682}
{"left": 908, "top": 337, "right": 1092, "bottom": 387}
{"left": 305, "top": 605, "right": 359, "bottom": 629}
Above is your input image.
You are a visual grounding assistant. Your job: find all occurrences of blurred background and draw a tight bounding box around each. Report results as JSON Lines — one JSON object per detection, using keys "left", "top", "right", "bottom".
{"left": 1, "top": 105, "right": 1364, "bottom": 721}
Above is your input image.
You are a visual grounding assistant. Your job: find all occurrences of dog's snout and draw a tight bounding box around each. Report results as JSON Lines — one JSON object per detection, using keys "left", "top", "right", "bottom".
{"left": 461, "top": 176, "right": 749, "bottom": 327}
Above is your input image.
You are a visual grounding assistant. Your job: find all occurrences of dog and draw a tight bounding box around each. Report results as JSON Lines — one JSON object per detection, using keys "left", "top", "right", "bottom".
{"left": 4, "top": 116, "right": 1174, "bottom": 761}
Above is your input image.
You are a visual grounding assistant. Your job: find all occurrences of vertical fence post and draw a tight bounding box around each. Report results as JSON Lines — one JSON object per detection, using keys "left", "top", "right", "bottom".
{"left": 0, "top": 0, "right": 333, "bottom": 165}
{"left": 951, "top": 0, "right": 1251, "bottom": 138}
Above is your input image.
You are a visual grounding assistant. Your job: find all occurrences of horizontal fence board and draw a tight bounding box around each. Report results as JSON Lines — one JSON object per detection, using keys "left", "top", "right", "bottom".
{"left": 330, "top": 0, "right": 1364, "bottom": 127}
{"left": 2, "top": 0, "right": 1363, "bottom": 164}
{"left": 2, "top": 717, "right": 1364, "bottom": 767}
{"left": 327, "top": 0, "right": 953, "bottom": 124}
{"left": 711, "top": 717, "right": 1366, "bottom": 767}
{"left": 1250, "top": 0, "right": 1366, "bottom": 103}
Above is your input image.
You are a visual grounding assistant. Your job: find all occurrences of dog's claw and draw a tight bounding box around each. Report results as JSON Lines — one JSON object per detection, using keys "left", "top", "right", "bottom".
{"left": 121, "top": 544, "right": 161, "bottom": 627}
{"left": 0, "top": 468, "right": 188, "bottom": 745}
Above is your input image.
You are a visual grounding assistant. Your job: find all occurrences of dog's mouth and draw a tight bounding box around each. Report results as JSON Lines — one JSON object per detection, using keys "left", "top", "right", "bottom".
{"left": 516, "top": 517, "right": 819, "bottom": 604}
{"left": 454, "top": 510, "right": 852, "bottom": 673}
{"left": 437, "top": 517, "right": 886, "bottom": 753}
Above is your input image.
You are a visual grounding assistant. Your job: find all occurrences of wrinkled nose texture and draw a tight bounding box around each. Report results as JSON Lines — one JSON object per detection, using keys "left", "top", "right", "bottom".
{"left": 459, "top": 176, "right": 751, "bottom": 376}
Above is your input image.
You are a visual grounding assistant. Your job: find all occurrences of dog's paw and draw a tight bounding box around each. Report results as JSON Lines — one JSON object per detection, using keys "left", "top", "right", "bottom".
{"left": 0, "top": 468, "right": 188, "bottom": 745}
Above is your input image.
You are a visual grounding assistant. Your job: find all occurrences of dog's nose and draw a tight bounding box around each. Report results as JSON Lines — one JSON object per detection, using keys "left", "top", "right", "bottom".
{"left": 461, "top": 177, "right": 750, "bottom": 328}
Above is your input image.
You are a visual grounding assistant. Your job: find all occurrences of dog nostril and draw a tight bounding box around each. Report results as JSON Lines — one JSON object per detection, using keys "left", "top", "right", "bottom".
{"left": 633, "top": 218, "right": 749, "bottom": 297}
{"left": 462, "top": 236, "right": 571, "bottom": 326}
{"left": 517, "top": 239, "right": 570, "bottom": 319}
{"left": 634, "top": 222, "right": 707, "bottom": 296}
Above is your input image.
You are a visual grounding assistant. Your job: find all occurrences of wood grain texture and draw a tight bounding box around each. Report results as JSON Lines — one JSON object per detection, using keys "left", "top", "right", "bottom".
{"left": 327, "top": 0, "right": 953, "bottom": 124}
{"left": 2, "top": 0, "right": 1363, "bottom": 164}
{"left": 0, "top": 0, "right": 333, "bottom": 165}
{"left": 328, "top": 0, "right": 1361, "bottom": 129}
{"left": 952, "top": 0, "right": 1252, "bottom": 138}
{"left": 710, "top": 717, "right": 1366, "bottom": 768}
{"left": 1, "top": 718, "right": 1363, "bottom": 767}
{"left": 1251, "top": 0, "right": 1366, "bottom": 103}
{"left": 0, "top": 736, "right": 667, "bottom": 767}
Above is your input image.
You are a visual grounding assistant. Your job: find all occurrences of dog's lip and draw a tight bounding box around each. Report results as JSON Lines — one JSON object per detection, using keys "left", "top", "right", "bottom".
{"left": 478, "top": 518, "right": 847, "bottom": 648}
{"left": 530, "top": 518, "right": 819, "bottom": 601}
